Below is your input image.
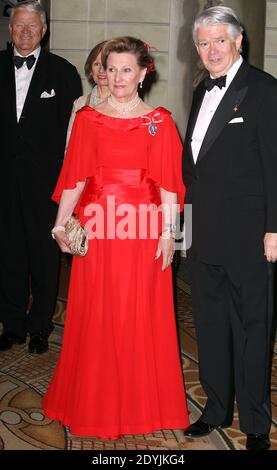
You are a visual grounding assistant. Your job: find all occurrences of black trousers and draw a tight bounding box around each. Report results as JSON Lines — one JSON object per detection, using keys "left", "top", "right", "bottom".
{"left": 0, "top": 171, "right": 59, "bottom": 339}
{"left": 188, "top": 256, "right": 273, "bottom": 434}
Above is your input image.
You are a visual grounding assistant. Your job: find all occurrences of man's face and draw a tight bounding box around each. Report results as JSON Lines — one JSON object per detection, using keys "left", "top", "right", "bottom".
{"left": 196, "top": 24, "right": 242, "bottom": 77}
{"left": 9, "top": 9, "right": 47, "bottom": 56}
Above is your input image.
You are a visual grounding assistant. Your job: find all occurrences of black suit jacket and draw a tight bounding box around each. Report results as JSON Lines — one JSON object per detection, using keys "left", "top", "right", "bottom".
{"left": 183, "top": 61, "right": 277, "bottom": 265}
{"left": 0, "top": 46, "right": 82, "bottom": 203}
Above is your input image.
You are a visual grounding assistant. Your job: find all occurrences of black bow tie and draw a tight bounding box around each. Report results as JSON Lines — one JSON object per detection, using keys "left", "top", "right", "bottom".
{"left": 204, "top": 75, "right": 227, "bottom": 91}
{"left": 13, "top": 54, "right": 36, "bottom": 70}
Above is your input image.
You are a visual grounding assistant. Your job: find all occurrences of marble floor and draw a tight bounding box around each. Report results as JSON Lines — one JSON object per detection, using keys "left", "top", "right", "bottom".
{"left": 0, "top": 256, "right": 276, "bottom": 451}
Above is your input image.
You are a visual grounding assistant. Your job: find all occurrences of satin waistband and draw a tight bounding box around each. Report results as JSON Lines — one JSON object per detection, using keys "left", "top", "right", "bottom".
{"left": 97, "top": 167, "right": 149, "bottom": 185}
{"left": 80, "top": 168, "right": 160, "bottom": 207}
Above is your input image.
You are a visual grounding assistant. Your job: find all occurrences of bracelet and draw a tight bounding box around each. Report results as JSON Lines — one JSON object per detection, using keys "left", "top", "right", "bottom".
{"left": 160, "top": 230, "right": 176, "bottom": 240}
{"left": 164, "top": 223, "right": 177, "bottom": 232}
{"left": 51, "top": 225, "right": 65, "bottom": 239}
{"left": 160, "top": 223, "right": 176, "bottom": 240}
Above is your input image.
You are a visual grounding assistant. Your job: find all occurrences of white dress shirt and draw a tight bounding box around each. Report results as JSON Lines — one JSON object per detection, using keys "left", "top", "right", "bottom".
{"left": 191, "top": 55, "right": 243, "bottom": 163}
{"left": 14, "top": 46, "right": 41, "bottom": 122}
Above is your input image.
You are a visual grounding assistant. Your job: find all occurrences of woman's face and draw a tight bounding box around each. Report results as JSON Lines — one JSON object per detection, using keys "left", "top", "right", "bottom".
{"left": 91, "top": 51, "right": 108, "bottom": 86}
{"left": 106, "top": 52, "right": 146, "bottom": 102}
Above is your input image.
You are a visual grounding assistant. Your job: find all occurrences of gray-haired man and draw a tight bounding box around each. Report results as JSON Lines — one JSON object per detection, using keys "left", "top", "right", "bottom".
{"left": 0, "top": 1, "right": 82, "bottom": 353}
{"left": 183, "top": 6, "right": 277, "bottom": 450}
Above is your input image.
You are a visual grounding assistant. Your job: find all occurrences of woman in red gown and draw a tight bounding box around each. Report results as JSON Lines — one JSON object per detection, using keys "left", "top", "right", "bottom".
{"left": 43, "top": 37, "right": 189, "bottom": 439}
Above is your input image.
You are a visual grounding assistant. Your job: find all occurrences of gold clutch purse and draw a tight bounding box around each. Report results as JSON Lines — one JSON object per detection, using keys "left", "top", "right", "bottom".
{"left": 65, "top": 215, "right": 88, "bottom": 256}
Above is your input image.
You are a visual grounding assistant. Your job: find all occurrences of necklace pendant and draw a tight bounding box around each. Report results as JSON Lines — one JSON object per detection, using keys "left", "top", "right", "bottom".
{"left": 149, "top": 123, "right": 158, "bottom": 136}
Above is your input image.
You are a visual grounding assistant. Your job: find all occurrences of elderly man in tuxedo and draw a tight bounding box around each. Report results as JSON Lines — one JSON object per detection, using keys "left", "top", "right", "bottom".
{"left": 183, "top": 6, "right": 277, "bottom": 450}
{"left": 0, "top": 1, "right": 82, "bottom": 353}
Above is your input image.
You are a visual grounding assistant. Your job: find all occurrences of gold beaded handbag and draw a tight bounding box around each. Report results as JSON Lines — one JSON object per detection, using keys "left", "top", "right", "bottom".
{"left": 65, "top": 216, "right": 88, "bottom": 256}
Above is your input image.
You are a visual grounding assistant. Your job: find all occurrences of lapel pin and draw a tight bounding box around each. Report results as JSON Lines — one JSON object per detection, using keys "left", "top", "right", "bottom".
{"left": 233, "top": 97, "right": 241, "bottom": 113}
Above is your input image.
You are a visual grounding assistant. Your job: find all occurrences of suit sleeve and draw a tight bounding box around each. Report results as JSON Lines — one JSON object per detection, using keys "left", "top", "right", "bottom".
{"left": 147, "top": 111, "right": 185, "bottom": 211}
{"left": 58, "top": 64, "right": 83, "bottom": 149}
{"left": 258, "top": 81, "right": 277, "bottom": 232}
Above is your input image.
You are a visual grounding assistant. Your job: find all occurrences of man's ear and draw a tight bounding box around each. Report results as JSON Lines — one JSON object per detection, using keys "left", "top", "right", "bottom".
{"left": 42, "top": 25, "right": 47, "bottom": 38}
{"left": 235, "top": 33, "right": 243, "bottom": 52}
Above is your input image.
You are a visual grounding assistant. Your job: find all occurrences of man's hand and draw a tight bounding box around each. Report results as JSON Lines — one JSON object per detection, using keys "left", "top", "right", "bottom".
{"left": 264, "top": 233, "right": 277, "bottom": 262}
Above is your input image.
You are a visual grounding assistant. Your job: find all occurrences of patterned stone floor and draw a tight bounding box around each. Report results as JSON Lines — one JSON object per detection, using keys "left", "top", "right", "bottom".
{"left": 0, "top": 257, "right": 276, "bottom": 451}
{"left": 175, "top": 279, "right": 277, "bottom": 451}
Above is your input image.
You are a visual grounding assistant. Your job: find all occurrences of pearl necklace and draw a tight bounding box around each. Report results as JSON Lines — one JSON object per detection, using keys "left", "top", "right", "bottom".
{"left": 108, "top": 93, "right": 141, "bottom": 114}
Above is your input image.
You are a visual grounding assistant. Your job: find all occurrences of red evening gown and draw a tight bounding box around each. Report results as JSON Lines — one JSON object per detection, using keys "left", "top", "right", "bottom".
{"left": 42, "top": 106, "right": 189, "bottom": 438}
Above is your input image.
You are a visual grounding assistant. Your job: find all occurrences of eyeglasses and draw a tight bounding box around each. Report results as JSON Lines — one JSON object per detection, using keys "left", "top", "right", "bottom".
{"left": 197, "top": 38, "right": 228, "bottom": 50}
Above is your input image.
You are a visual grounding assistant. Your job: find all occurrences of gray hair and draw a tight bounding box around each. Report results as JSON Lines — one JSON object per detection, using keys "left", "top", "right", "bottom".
{"left": 193, "top": 6, "right": 244, "bottom": 45}
{"left": 10, "top": 1, "right": 47, "bottom": 26}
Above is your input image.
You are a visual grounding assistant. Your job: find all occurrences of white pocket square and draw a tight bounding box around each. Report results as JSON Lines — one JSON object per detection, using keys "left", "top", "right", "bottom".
{"left": 40, "top": 89, "right": 56, "bottom": 98}
{"left": 228, "top": 117, "right": 244, "bottom": 124}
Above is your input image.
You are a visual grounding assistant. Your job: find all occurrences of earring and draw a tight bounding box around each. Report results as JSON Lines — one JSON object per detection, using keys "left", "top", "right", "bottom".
{"left": 139, "top": 81, "right": 143, "bottom": 89}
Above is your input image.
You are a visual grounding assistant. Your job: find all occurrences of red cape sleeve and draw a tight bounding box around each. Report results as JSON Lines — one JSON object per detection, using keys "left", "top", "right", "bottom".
{"left": 52, "top": 108, "right": 97, "bottom": 204}
{"left": 147, "top": 109, "right": 185, "bottom": 211}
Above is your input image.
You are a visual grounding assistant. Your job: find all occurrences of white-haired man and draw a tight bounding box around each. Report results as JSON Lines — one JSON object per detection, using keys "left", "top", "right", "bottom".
{"left": 183, "top": 6, "right": 277, "bottom": 450}
{"left": 0, "top": 1, "right": 82, "bottom": 354}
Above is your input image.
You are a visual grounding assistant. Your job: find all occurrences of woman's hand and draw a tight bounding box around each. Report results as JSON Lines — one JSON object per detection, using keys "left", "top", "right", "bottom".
{"left": 51, "top": 183, "right": 86, "bottom": 254}
{"left": 155, "top": 237, "right": 175, "bottom": 271}
{"left": 53, "top": 230, "right": 72, "bottom": 254}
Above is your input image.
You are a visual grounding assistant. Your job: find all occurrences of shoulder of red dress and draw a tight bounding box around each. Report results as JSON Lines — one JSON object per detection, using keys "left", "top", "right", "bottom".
{"left": 76, "top": 105, "right": 95, "bottom": 116}
{"left": 74, "top": 106, "right": 101, "bottom": 125}
{"left": 149, "top": 107, "right": 171, "bottom": 121}
{"left": 149, "top": 107, "right": 173, "bottom": 125}
{"left": 155, "top": 106, "right": 172, "bottom": 117}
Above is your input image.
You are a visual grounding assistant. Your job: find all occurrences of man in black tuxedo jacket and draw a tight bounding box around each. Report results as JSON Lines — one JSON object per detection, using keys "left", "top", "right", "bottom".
{"left": 0, "top": 1, "right": 82, "bottom": 353}
{"left": 183, "top": 6, "right": 277, "bottom": 450}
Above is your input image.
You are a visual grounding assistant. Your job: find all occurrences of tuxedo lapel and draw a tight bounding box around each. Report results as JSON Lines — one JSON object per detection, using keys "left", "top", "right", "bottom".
{"left": 187, "top": 83, "right": 206, "bottom": 140}
{"left": 19, "top": 49, "right": 48, "bottom": 122}
{"left": 3, "top": 48, "right": 17, "bottom": 126}
{"left": 197, "top": 85, "right": 248, "bottom": 162}
{"left": 197, "top": 62, "right": 249, "bottom": 163}
{"left": 186, "top": 82, "right": 206, "bottom": 166}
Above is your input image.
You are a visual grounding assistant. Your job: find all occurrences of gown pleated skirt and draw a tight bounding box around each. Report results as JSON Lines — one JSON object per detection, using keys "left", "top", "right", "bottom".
{"left": 43, "top": 168, "right": 189, "bottom": 438}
